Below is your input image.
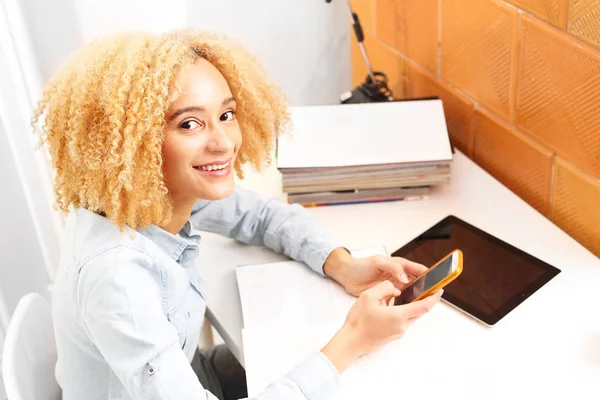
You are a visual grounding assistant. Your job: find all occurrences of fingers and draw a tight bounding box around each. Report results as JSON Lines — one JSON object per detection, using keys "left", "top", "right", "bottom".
{"left": 362, "top": 280, "right": 401, "bottom": 302}
{"left": 369, "top": 256, "right": 428, "bottom": 288}
{"left": 397, "top": 257, "right": 429, "bottom": 278}
{"left": 371, "top": 256, "right": 410, "bottom": 285}
{"left": 391, "top": 289, "right": 443, "bottom": 319}
{"left": 406, "top": 289, "right": 444, "bottom": 317}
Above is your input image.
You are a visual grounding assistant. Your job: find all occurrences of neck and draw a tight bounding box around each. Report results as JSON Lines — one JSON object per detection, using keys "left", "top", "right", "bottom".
{"left": 160, "top": 195, "right": 196, "bottom": 234}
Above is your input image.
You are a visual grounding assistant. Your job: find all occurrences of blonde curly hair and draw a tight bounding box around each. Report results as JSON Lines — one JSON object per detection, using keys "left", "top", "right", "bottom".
{"left": 33, "top": 29, "right": 290, "bottom": 229}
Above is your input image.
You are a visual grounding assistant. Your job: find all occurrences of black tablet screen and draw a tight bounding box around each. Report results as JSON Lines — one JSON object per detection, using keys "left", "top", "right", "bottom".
{"left": 391, "top": 216, "right": 560, "bottom": 325}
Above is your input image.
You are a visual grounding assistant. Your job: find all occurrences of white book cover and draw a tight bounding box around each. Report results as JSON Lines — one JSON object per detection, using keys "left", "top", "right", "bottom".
{"left": 277, "top": 100, "right": 453, "bottom": 169}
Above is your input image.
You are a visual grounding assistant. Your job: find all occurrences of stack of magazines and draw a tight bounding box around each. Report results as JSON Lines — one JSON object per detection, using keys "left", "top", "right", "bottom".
{"left": 277, "top": 100, "right": 453, "bottom": 207}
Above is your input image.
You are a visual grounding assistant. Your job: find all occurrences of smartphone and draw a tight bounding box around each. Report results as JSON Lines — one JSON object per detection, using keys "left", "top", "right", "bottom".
{"left": 394, "top": 249, "right": 463, "bottom": 305}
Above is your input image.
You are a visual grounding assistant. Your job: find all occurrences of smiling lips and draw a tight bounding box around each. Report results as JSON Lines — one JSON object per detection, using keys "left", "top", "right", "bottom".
{"left": 194, "top": 160, "right": 230, "bottom": 171}
{"left": 192, "top": 159, "right": 232, "bottom": 177}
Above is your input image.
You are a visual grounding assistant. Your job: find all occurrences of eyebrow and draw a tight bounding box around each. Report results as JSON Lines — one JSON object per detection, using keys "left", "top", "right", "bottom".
{"left": 167, "top": 96, "right": 236, "bottom": 122}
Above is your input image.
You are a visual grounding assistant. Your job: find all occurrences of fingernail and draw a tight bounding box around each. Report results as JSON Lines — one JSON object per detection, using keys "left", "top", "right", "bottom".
{"left": 400, "top": 274, "right": 409, "bottom": 283}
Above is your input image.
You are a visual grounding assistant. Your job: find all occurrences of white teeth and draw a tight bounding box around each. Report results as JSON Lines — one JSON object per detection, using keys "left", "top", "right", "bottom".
{"left": 199, "top": 161, "right": 230, "bottom": 171}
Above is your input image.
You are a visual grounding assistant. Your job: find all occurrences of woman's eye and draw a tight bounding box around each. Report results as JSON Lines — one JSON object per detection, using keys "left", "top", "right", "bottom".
{"left": 180, "top": 120, "right": 200, "bottom": 130}
{"left": 220, "top": 111, "right": 235, "bottom": 122}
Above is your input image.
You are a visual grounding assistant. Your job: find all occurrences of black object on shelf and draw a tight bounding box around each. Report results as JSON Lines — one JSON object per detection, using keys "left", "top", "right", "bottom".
{"left": 325, "top": 0, "right": 394, "bottom": 103}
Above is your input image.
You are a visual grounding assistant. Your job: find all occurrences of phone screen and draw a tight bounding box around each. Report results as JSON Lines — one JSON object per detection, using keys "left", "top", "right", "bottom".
{"left": 394, "top": 253, "right": 456, "bottom": 305}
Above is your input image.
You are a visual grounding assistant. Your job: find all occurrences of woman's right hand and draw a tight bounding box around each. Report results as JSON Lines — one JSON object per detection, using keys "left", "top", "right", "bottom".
{"left": 321, "top": 280, "right": 443, "bottom": 373}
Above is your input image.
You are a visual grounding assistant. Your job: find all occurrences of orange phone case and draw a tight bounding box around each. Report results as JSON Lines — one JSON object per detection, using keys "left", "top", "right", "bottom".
{"left": 409, "top": 249, "right": 463, "bottom": 302}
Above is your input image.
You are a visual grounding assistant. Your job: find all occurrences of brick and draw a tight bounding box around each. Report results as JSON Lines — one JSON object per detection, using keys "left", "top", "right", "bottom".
{"left": 516, "top": 15, "right": 600, "bottom": 178}
{"left": 440, "top": 0, "right": 518, "bottom": 119}
{"left": 474, "top": 108, "right": 553, "bottom": 216}
{"left": 375, "top": 0, "right": 438, "bottom": 73}
{"left": 552, "top": 157, "right": 600, "bottom": 258}
{"left": 351, "top": 31, "right": 406, "bottom": 98}
{"left": 505, "top": 0, "right": 568, "bottom": 28}
{"left": 568, "top": 0, "right": 600, "bottom": 48}
{"left": 407, "top": 63, "right": 475, "bottom": 157}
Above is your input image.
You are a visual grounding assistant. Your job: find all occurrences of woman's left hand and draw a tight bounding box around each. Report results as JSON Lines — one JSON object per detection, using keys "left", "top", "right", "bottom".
{"left": 323, "top": 247, "right": 428, "bottom": 297}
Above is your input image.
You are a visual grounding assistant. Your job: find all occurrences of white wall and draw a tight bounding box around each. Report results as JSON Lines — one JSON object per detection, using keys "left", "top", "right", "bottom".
{"left": 18, "top": 0, "right": 83, "bottom": 82}
{"left": 75, "top": 0, "right": 187, "bottom": 43}
{"left": 74, "top": 0, "right": 351, "bottom": 106}
{"left": 186, "top": 0, "right": 351, "bottom": 106}
{"left": 0, "top": 120, "right": 50, "bottom": 317}
{"left": 0, "top": 0, "right": 62, "bottom": 319}
{"left": 12, "top": 0, "right": 352, "bottom": 110}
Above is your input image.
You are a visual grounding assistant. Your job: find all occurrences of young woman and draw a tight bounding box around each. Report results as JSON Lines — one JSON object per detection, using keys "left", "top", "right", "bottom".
{"left": 35, "top": 30, "right": 442, "bottom": 400}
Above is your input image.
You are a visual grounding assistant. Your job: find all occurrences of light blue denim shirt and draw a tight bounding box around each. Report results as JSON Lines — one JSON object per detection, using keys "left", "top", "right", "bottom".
{"left": 52, "top": 185, "right": 342, "bottom": 399}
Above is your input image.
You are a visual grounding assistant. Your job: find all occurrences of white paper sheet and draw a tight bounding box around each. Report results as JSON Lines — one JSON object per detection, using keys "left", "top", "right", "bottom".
{"left": 236, "top": 246, "right": 387, "bottom": 330}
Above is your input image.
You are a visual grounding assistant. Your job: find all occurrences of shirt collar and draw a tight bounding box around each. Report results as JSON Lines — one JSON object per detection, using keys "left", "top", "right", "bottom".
{"left": 138, "top": 222, "right": 199, "bottom": 262}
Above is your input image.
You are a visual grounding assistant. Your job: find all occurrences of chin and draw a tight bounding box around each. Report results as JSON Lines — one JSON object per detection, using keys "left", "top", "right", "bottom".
{"left": 196, "top": 182, "right": 235, "bottom": 201}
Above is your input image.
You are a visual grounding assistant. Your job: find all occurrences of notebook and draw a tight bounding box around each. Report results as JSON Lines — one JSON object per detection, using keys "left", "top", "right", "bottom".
{"left": 276, "top": 100, "right": 453, "bottom": 205}
{"left": 277, "top": 100, "right": 453, "bottom": 169}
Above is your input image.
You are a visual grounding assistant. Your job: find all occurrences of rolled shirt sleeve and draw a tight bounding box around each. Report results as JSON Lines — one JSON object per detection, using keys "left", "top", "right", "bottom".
{"left": 190, "top": 185, "right": 343, "bottom": 275}
{"left": 258, "top": 351, "right": 340, "bottom": 399}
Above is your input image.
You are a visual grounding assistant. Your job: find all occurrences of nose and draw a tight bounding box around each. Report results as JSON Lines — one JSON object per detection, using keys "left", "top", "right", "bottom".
{"left": 209, "top": 122, "right": 235, "bottom": 154}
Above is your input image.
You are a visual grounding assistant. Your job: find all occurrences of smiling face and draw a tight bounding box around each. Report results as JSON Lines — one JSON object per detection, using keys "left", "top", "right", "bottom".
{"left": 162, "top": 57, "right": 242, "bottom": 204}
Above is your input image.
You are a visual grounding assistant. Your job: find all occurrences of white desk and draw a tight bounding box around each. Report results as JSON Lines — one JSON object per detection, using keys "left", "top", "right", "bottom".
{"left": 197, "top": 151, "right": 600, "bottom": 397}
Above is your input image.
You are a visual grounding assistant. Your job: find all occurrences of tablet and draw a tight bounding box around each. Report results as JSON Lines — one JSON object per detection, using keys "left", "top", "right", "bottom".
{"left": 391, "top": 215, "right": 560, "bottom": 326}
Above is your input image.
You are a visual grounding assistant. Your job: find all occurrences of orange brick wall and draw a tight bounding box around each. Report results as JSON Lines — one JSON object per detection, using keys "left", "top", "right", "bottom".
{"left": 350, "top": 0, "right": 600, "bottom": 258}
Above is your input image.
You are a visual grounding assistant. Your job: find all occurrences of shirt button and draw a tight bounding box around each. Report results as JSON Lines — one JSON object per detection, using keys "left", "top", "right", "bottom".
{"left": 148, "top": 365, "right": 157, "bottom": 376}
